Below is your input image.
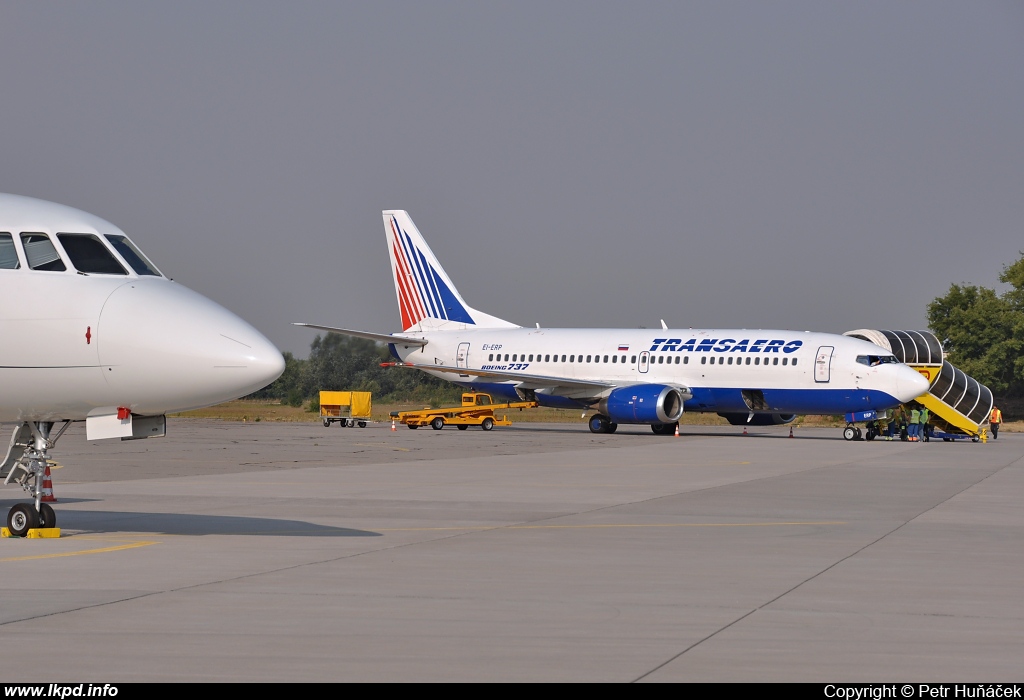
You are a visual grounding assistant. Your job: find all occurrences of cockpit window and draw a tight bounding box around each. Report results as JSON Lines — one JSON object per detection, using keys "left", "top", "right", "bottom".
{"left": 0, "top": 233, "right": 20, "bottom": 269}
{"left": 856, "top": 355, "right": 898, "bottom": 367}
{"left": 57, "top": 233, "right": 127, "bottom": 275}
{"left": 20, "top": 233, "right": 66, "bottom": 272}
{"left": 104, "top": 234, "right": 161, "bottom": 276}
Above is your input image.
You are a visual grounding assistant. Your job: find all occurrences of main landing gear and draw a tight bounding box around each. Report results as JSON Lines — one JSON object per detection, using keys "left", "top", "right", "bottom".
{"left": 2, "top": 421, "right": 68, "bottom": 537}
{"left": 842, "top": 424, "right": 863, "bottom": 441}
{"left": 587, "top": 416, "right": 681, "bottom": 436}
{"left": 588, "top": 414, "right": 618, "bottom": 434}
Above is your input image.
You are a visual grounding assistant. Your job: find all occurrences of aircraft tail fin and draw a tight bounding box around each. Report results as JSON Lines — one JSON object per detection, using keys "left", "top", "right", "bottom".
{"left": 383, "top": 210, "right": 518, "bottom": 332}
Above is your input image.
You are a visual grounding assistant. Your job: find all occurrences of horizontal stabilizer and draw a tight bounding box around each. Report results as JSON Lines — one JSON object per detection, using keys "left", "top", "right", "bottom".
{"left": 293, "top": 323, "right": 429, "bottom": 347}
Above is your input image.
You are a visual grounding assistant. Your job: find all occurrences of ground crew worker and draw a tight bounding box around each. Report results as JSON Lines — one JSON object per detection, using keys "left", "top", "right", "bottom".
{"left": 909, "top": 407, "right": 921, "bottom": 442}
{"left": 920, "top": 406, "right": 930, "bottom": 440}
{"left": 896, "top": 406, "right": 908, "bottom": 441}
{"left": 990, "top": 406, "right": 1003, "bottom": 440}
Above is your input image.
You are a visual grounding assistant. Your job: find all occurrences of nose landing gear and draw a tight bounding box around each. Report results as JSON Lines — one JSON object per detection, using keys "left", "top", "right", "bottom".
{"left": 2, "top": 421, "right": 68, "bottom": 537}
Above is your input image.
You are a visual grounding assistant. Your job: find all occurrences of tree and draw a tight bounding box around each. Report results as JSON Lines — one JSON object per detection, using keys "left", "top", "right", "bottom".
{"left": 246, "top": 334, "right": 463, "bottom": 405}
{"left": 928, "top": 253, "right": 1024, "bottom": 396}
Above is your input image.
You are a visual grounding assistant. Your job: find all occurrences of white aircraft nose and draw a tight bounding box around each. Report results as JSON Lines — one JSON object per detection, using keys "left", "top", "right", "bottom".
{"left": 98, "top": 280, "right": 285, "bottom": 414}
{"left": 895, "top": 365, "right": 931, "bottom": 403}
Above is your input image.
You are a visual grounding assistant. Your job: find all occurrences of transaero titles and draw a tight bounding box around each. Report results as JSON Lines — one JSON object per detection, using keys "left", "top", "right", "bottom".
{"left": 649, "top": 338, "right": 803, "bottom": 353}
{"left": 824, "top": 686, "right": 1021, "bottom": 699}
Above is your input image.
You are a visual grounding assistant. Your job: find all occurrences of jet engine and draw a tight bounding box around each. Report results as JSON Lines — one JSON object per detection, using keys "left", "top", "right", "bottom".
{"left": 718, "top": 412, "right": 797, "bottom": 426}
{"left": 598, "top": 384, "right": 686, "bottom": 424}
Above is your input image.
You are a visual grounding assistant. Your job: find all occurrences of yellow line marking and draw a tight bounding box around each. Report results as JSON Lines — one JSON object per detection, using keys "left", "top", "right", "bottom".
{"left": 0, "top": 539, "right": 159, "bottom": 562}
{"left": 379, "top": 521, "right": 844, "bottom": 532}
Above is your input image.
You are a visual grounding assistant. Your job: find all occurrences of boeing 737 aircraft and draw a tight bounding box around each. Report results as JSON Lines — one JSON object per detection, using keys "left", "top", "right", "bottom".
{"left": 0, "top": 194, "right": 284, "bottom": 536}
{"left": 298, "top": 211, "right": 929, "bottom": 436}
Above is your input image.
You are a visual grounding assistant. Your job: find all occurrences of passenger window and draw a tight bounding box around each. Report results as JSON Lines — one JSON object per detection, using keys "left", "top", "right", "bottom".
{"left": 792, "top": 358, "right": 798, "bottom": 366}
{"left": 745, "top": 357, "right": 751, "bottom": 365}
{"left": 603, "top": 355, "right": 608, "bottom": 363}
{"left": 586, "top": 355, "right": 591, "bottom": 363}
{"left": 570, "top": 355, "right": 574, "bottom": 363}
{"left": 701, "top": 356, "right": 706, "bottom": 365}
{"left": 512, "top": 354, "right": 517, "bottom": 362}
{"left": 630, "top": 355, "right": 636, "bottom": 364}
{"left": 20, "top": 233, "right": 66, "bottom": 272}
{"left": 683, "top": 356, "right": 688, "bottom": 364}
{"left": 561, "top": 355, "right": 566, "bottom": 362}
{"left": 612, "top": 355, "right": 617, "bottom": 363}
{"left": 0, "top": 233, "right": 20, "bottom": 269}
{"left": 782, "top": 358, "right": 788, "bottom": 366}
{"left": 488, "top": 354, "right": 493, "bottom": 361}
{"left": 773, "top": 357, "right": 779, "bottom": 365}
{"left": 57, "top": 234, "right": 127, "bottom": 275}
{"left": 529, "top": 354, "right": 534, "bottom": 362}
{"left": 504, "top": 354, "right": 509, "bottom": 361}
{"left": 755, "top": 357, "right": 760, "bottom": 365}
{"left": 104, "top": 234, "right": 161, "bottom": 276}
{"left": 727, "top": 357, "right": 733, "bottom": 365}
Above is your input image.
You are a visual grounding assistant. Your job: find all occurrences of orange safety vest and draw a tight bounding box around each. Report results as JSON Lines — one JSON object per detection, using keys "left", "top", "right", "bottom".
{"left": 990, "top": 408, "right": 1002, "bottom": 424}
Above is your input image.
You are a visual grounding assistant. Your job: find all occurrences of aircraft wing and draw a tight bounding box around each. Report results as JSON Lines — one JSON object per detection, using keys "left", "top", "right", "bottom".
{"left": 293, "top": 323, "right": 428, "bottom": 348}
{"left": 387, "top": 361, "right": 692, "bottom": 400}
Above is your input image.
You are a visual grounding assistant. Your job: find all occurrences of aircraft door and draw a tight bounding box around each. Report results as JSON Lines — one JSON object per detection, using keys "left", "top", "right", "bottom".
{"left": 456, "top": 342, "right": 470, "bottom": 369}
{"left": 815, "top": 346, "right": 834, "bottom": 383}
{"left": 639, "top": 351, "right": 650, "bottom": 373}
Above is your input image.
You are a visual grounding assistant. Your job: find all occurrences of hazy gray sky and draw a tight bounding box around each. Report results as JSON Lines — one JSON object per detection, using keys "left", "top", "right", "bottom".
{"left": 2, "top": 2, "right": 1021, "bottom": 357}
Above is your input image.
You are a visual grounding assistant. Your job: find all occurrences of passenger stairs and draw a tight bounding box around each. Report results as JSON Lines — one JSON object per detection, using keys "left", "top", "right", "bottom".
{"left": 844, "top": 329, "right": 992, "bottom": 440}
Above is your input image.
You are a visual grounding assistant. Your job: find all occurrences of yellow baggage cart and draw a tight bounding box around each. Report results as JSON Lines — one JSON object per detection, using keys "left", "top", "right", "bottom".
{"left": 320, "top": 391, "right": 372, "bottom": 428}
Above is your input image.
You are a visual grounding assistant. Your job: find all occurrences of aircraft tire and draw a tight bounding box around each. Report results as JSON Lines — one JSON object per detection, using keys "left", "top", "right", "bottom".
{"left": 843, "top": 426, "right": 857, "bottom": 441}
{"left": 431, "top": 417, "right": 445, "bottom": 431}
{"left": 481, "top": 418, "right": 494, "bottom": 431}
{"left": 7, "top": 503, "right": 38, "bottom": 537}
{"left": 589, "top": 415, "right": 610, "bottom": 434}
{"left": 39, "top": 503, "right": 56, "bottom": 529}
{"left": 607, "top": 423, "right": 618, "bottom": 434}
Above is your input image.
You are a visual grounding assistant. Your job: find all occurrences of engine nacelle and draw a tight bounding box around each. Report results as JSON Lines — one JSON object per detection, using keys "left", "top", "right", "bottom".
{"left": 718, "top": 412, "right": 797, "bottom": 426}
{"left": 599, "top": 384, "right": 685, "bottom": 425}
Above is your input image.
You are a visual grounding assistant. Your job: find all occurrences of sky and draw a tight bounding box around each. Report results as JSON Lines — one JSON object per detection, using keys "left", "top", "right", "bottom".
{"left": 1, "top": 2, "right": 1021, "bottom": 358}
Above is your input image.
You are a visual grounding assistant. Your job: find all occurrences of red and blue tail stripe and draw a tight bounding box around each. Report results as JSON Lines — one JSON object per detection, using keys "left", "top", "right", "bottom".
{"left": 389, "top": 215, "right": 473, "bottom": 330}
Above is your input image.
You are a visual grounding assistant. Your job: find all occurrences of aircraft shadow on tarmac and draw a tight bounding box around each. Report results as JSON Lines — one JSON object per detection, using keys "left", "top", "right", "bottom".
{"left": 1, "top": 506, "right": 381, "bottom": 537}
{"left": 509, "top": 425, "right": 843, "bottom": 440}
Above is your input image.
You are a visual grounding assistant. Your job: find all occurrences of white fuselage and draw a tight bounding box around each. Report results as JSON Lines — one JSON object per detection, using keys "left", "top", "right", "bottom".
{"left": 0, "top": 194, "right": 284, "bottom": 423}
{"left": 392, "top": 327, "right": 929, "bottom": 414}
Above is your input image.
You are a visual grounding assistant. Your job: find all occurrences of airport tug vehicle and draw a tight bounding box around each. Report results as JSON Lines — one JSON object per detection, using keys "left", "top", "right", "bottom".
{"left": 392, "top": 392, "right": 537, "bottom": 431}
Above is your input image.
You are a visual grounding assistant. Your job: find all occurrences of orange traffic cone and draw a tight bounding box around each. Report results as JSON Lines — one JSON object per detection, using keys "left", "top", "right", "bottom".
{"left": 674, "top": 423, "right": 680, "bottom": 437}
{"left": 391, "top": 419, "right": 397, "bottom": 432}
{"left": 743, "top": 425, "right": 748, "bottom": 436}
{"left": 41, "top": 464, "right": 57, "bottom": 503}
{"left": 788, "top": 426, "right": 794, "bottom": 438}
